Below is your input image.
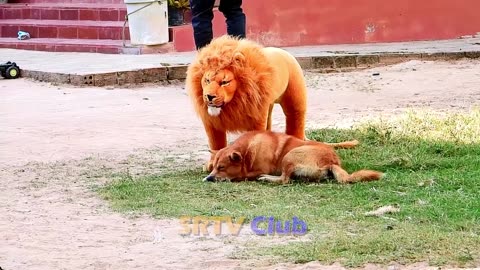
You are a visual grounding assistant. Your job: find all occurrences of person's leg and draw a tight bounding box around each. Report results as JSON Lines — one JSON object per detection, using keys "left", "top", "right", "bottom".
{"left": 219, "top": 0, "right": 246, "bottom": 39}
{"left": 189, "top": 0, "right": 216, "bottom": 49}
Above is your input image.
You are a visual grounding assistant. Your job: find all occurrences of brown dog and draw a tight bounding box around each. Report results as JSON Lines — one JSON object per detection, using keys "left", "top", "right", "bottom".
{"left": 204, "top": 131, "right": 383, "bottom": 184}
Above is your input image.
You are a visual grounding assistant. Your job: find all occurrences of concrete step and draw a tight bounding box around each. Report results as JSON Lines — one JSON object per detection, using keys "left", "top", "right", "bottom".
{"left": 0, "top": 3, "right": 127, "bottom": 21}
{"left": 0, "top": 23, "right": 196, "bottom": 54}
{"left": 0, "top": 37, "right": 125, "bottom": 53}
{"left": 4, "top": 37, "right": 478, "bottom": 87}
{"left": 0, "top": 2, "right": 202, "bottom": 53}
{"left": 0, "top": 37, "right": 176, "bottom": 54}
{"left": 0, "top": 19, "right": 130, "bottom": 40}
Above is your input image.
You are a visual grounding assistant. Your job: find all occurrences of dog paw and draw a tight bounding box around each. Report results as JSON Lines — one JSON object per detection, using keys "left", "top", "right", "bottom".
{"left": 257, "top": 176, "right": 268, "bottom": 182}
{"left": 257, "top": 174, "right": 276, "bottom": 182}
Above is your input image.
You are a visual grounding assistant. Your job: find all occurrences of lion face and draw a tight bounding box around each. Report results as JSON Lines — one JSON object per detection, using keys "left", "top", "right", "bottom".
{"left": 201, "top": 69, "right": 238, "bottom": 116}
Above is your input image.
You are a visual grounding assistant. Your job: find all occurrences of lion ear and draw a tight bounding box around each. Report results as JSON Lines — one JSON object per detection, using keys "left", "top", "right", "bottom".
{"left": 233, "top": 52, "right": 245, "bottom": 65}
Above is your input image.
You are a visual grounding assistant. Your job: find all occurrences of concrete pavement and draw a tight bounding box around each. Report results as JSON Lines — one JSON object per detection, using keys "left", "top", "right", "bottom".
{"left": 1, "top": 36, "right": 479, "bottom": 86}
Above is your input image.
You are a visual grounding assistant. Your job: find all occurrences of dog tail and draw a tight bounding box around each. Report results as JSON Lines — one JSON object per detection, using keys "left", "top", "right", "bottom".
{"left": 330, "top": 164, "right": 383, "bottom": 183}
{"left": 326, "top": 140, "right": 359, "bottom": 149}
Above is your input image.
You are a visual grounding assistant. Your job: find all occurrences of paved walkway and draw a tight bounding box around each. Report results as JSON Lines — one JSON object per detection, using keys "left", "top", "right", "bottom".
{"left": 1, "top": 37, "right": 479, "bottom": 85}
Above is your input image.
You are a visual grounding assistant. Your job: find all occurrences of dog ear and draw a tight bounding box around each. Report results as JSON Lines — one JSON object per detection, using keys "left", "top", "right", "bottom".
{"left": 233, "top": 52, "right": 245, "bottom": 65}
{"left": 229, "top": 151, "right": 242, "bottom": 163}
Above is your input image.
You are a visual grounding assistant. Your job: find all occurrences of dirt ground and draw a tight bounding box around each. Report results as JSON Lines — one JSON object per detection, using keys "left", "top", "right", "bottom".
{"left": 1, "top": 60, "right": 479, "bottom": 270}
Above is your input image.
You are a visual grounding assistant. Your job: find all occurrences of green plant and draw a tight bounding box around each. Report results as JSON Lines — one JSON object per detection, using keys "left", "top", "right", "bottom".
{"left": 168, "top": 0, "right": 189, "bottom": 9}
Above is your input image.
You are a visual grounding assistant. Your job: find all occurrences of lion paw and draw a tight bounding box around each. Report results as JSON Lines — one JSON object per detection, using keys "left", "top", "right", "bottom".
{"left": 203, "top": 162, "right": 213, "bottom": 173}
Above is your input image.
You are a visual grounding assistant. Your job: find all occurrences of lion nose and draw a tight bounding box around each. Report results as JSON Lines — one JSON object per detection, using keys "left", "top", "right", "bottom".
{"left": 206, "top": 94, "right": 216, "bottom": 101}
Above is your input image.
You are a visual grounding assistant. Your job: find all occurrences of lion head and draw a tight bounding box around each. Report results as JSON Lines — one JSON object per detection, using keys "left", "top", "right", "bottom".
{"left": 186, "top": 35, "right": 275, "bottom": 131}
{"left": 200, "top": 68, "right": 238, "bottom": 116}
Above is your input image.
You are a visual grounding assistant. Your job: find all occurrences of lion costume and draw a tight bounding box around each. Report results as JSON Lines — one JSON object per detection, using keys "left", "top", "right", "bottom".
{"left": 186, "top": 35, "right": 307, "bottom": 170}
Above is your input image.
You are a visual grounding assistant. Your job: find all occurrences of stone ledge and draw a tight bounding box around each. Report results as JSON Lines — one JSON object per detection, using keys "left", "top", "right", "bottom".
{"left": 19, "top": 50, "right": 480, "bottom": 87}
{"left": 23, "top": 67, "right": 169, "bottom": 86}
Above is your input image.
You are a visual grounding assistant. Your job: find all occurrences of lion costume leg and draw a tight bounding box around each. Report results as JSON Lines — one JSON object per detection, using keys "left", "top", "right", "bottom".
{"left": 283, "top": 108, "right": 306, "bottom": 139}
{"left": 280, "top": 64, "right": 308, "bottom": 140}
{"left": 266, "top": 104, "right": 274, "bottom": 130}
{"left": 204, "top": 125, "right": 227, "bottom": 172}
{"left": 251, "top": 106, "right": 271, "bottom": 131}
{"left": 280, "top": 91, "right": 307, "bottom": 140}
{"left": 205, "top": 126, "right": 227, "bottom": 150}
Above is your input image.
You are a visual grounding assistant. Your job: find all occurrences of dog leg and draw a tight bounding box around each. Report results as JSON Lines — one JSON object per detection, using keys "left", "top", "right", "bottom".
{"left": 259, "top": 161, "right": 296, "bottom": 185}
{"left": 293, "top": 166, "right": 330, "bottom": 182}
{"left": 258, "top": 174, "right": 282, "bottom": 183}
{"left": 258, "top": 173, "right": 291, "bottom": 185}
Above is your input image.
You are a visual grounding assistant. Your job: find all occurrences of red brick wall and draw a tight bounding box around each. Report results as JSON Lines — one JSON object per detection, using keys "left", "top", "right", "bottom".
{"left": 242, "top": 0, "right": 480, "bottom": 47}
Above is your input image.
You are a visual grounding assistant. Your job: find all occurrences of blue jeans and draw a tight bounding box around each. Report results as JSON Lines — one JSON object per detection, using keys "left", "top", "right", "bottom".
{"left": 189, "top": 0, "right": 246, "bottom": 49}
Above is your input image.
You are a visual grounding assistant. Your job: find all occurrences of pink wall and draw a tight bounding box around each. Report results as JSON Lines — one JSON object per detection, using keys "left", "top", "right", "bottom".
{"left": 242, "top": 0, "right": 480, "bottom": 47}
{"left": 173, "top": 0, "right": 480, "bottom": 51}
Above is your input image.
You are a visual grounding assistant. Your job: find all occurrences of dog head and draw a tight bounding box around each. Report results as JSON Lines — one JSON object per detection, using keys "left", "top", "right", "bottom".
{"left": 203, "top": 148, "right": 244, "bottom": 182}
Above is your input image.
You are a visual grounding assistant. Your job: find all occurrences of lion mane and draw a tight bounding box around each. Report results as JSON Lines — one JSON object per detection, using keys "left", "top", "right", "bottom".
{"left": 186, "top": 35, "right": 307, "bottom": 170}
{"left": 187, "top": 36, "right": 275, "bottom": 132}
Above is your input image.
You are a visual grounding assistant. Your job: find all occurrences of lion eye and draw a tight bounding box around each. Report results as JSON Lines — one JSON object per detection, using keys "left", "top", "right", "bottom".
{"left": 220, "top": 80, "right": 231, "bottom": 86}
{"left": 205, "top": 78, "right": 210, "bottom": 84}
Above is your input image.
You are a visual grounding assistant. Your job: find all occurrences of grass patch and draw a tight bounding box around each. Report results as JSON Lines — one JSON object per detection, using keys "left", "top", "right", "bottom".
{"left": 99, "top": 109, "right": 480, "bottom": 267}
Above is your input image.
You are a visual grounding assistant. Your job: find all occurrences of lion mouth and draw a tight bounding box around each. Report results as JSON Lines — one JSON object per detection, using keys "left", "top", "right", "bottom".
{"left": 207, "top": 102, "right": 224, "bottom": 108}
{"left": 207, "top": 102, "right": 224, "bottom": 116}
{"left": 207, "top": 106, "right": 222, "bottom": 116}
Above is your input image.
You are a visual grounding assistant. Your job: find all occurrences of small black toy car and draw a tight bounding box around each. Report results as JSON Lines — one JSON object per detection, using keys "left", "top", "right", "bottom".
{"left": 0, "top": 61, "right": 21, "bottom": 79}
